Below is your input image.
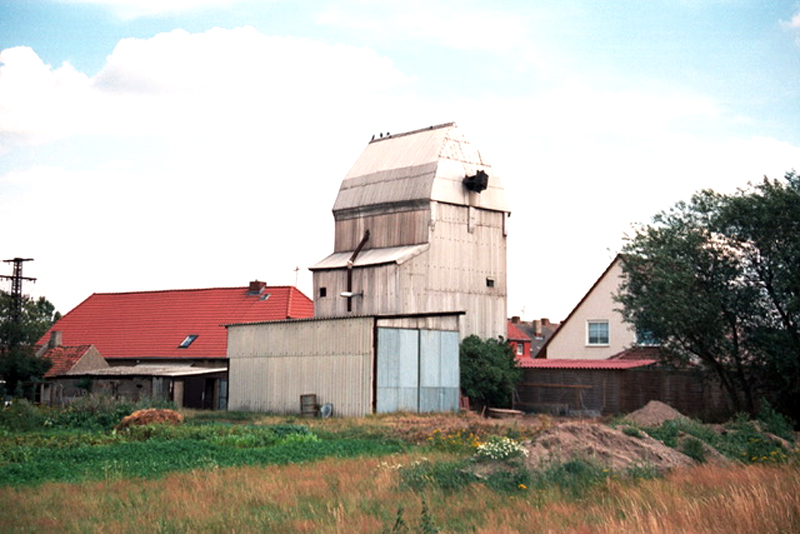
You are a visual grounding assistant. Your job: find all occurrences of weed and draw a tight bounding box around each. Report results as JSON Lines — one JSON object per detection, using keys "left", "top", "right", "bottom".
{"left": 532, "top": 458, "right": 609, "bottom": 499}
{"left": 399, "top": 459, "right": 476, "bottom": 492}
{"left": 681, "top": 436, "right": 707, "bottom": 463}
{"left": 621, "top": 426, "right": 643, "bottom": 438}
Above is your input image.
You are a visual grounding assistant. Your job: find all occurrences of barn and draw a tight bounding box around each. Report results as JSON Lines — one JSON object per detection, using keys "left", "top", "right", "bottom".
{"left": 227, "top": 123, "right": 510, "bottom": 415}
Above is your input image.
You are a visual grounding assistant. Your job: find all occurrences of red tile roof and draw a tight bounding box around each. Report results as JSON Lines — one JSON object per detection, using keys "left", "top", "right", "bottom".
{"left": 42, "top": 345, "right": 93, "bottom": 378}
{"left": 515, "top": 358, "right": 656, "bottom": 370}
{"left": 36, "top": 286, "right": 314, "bottom": 361}
{"left": 507, "top": 320, "right": 531, "bottom": 342}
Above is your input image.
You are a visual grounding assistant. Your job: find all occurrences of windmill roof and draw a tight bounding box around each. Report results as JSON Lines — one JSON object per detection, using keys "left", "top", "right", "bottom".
{"left": 333, "top": 122, "right": 509, "bottom": 215}
{"left": 36, "top": 285, "right": 313, "bottom": 360}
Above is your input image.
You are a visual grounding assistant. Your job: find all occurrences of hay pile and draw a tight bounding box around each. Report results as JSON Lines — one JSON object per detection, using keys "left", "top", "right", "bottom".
{"left": 116, "top": 408, "right": 184, "bottom": 430}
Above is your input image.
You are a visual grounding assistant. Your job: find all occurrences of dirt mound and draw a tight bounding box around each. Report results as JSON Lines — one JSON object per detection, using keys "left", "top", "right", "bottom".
{"left": 116, "top": 408, "right": 184, "bottom": 429}
{"left": 523, "top": 421, "right": 695, "bottom": 472}
{"left": 626, "top": 400, "right": 686, "bottom": 427}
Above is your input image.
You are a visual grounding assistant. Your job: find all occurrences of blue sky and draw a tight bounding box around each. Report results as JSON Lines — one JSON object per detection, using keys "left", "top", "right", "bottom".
{"left": 1, "top": 0, "right": 799, "bottom": 322}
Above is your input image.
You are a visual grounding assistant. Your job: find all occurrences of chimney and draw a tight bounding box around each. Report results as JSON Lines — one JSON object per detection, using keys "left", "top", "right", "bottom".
{"left": 511, "top": 316, "right": 520, "bottom": 324}
{"left": 248, "top": 280, "right": 267, "bottom": 295}
{"left": 49, "top": 330, "right": 62, "bottom": 349}
{"left": 533, "top": 320, "right": 542, "bottom": 337}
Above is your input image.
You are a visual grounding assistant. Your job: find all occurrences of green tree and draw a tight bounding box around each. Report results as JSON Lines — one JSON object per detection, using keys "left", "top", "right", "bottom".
{"left": 460, "top": 335, "right": 522, "bottom": 408}
{"left": 617, "top": 171, "right": 800, "bottom": 418}
{"left": 0, "top": 291, "right": 59, "bottom": 398}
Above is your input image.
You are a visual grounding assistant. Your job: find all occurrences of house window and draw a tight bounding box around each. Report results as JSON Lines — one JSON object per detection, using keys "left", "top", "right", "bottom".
{"left": 319, "top": 287, "right": 327, "bottom": 298}
{"left": 636, "top": 329, "right": 659, "bottom": 346}
{"left": 587, "top": 321, "right": 609, "bottom": 346}
{"left": 179, "top": 335, "right": 198, "bottom": 348}
{"left": 516, "top": 343, "right": 523, "bottom": 356}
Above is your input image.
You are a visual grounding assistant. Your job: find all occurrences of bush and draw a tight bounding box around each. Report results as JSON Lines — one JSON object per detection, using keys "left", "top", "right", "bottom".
{"left": 757, "top": 401, "right": 795, "bottom": 442}
{"left": 0, "top": 400, "right": 45, "bottom": 431}
{"left": 460, "top": 335, "right": 522, "bottom": 408}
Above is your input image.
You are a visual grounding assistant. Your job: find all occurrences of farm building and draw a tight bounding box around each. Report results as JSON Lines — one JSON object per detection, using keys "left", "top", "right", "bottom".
{"left": 36, "top": 282, "right": 313, "bottom": 409}
{"left": 310, "top": 122, "right": 510, "bottom": 340}
{"left": 227, "top": 122, "right": 510, "bottom": 415}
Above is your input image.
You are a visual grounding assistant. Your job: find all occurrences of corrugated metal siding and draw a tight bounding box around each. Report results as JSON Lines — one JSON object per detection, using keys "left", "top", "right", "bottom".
{"left": 227, "top": 317, "right": 374, "bottom": 417}
{"left": 376, "top": 327, "right": 460, "bottom": 413}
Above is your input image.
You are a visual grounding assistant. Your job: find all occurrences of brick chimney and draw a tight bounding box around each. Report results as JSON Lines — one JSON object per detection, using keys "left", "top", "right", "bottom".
{"left": 48, "top": 330, "right": 62, "bottom": 349}
{"left": 511, "top": 316, "right": 520, "bottom": 324}
{"left": 248, "top": 280, "right": 267, "bottom": 295}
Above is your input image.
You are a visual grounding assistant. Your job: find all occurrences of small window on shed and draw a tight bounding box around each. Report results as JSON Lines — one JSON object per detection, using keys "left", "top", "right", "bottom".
{"left": 486, "top": 277, "right": 495, "bottom": 288}
{"left": 319, "top": 287, "right": 327, "bottom": 298}
{"left": 179, "top": 335, "right": 198, "bottom": 348}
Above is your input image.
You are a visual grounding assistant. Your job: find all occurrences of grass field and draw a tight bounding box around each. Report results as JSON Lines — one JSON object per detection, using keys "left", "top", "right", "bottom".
{"left": 1, "top": 400, "right": 799, "bottom": 532}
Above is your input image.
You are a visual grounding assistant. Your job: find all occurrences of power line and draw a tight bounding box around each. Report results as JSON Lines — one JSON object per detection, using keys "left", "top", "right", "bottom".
{"left": 1, "top": 258, "right": 36, "bottom": 324}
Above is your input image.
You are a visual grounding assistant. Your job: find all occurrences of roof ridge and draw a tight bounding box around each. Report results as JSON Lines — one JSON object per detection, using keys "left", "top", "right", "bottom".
{"left": 368, "top": 122, "right": 455, "bottom": 144}
{"left": 90, "top": 285, "right": 296, "bottom": 296}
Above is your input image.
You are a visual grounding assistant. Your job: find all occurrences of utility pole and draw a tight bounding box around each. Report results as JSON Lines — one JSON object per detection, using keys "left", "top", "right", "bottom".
{"left": 1, "top": 258, "right": 36, "bottom": 324}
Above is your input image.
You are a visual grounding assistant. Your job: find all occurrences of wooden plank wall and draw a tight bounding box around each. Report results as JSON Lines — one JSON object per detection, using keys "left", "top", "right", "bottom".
{"left": 516, "top": 368, "right": 733, "bottom": 422}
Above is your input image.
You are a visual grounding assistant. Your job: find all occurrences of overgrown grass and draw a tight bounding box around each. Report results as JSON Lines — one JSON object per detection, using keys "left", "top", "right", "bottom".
{"left": 1, "top": 455, "right": 797, "bottom": 533}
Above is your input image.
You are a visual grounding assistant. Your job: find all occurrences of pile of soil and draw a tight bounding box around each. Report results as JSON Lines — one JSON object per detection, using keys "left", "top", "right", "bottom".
{"left": 626, "top": 400, "right": 686, "bottom": 427}
{"left": 116, "top": 408, "right": 184, "bottom": 429}
{"left": 522, "top": 421, "right": 695, "bottom": 472}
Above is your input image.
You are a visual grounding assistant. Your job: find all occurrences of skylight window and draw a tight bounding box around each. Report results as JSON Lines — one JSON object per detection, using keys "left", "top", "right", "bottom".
{"left": 179, "top": 335, "right": 198, "bottom": 348}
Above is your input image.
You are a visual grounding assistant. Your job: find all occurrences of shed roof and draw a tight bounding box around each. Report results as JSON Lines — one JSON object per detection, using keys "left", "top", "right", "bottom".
{"left": 36, "top": 285, "right": 314, "bottom": 360}
{"left": 333, "top": 122, "right": 509, "bottom": 215}
{"left": 516, "top": 358, "right": 657, "bottom": 370}
{"left": 75, "top": 365, "right": 228, "bottom": 378}
{"left": 42, "top": 345, "right": 94, "bottom": 378}
{"left": 310, "top": 243, "right": 429, "bottom": 271}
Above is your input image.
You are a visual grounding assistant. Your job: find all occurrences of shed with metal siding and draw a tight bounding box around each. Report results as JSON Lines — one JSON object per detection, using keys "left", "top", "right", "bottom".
{"left": 226, "top": 313, "right": 462, "bottom": 416}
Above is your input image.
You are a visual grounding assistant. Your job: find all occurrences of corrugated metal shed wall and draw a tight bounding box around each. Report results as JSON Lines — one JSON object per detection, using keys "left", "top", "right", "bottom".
{"left": 227, "top": 317, "right": 374, "bottom": 417}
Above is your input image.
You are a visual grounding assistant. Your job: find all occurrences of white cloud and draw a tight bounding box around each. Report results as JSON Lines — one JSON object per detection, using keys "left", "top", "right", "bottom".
{"left": 56, "top": 0, "right": 245, "bottom": 19}
{"left": 317, "top": 1, "right": 532, "bottom": 53}
{"left": 0, "top": 27, "right": 415, "bottom": 149}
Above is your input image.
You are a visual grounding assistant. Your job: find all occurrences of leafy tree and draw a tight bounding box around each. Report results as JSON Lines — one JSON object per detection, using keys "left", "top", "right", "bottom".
{"left": 617, "top": 172, "right": 800, "bottom": 419}
{"left": 460, "top": 335, "right": 522, "bottom": 408}
{"left": 0, "top": 291, "right": 60, "bottom": 398}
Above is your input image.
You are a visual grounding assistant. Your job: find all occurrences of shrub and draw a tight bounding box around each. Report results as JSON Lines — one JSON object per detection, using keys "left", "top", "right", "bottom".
{"left": 0, "top": 400, "right": 45, "bottom": 431}
{"left": 757, "top": 401, "right": 795, "bottom": 442}
{"left": 460, "top": 335, "right": 522, "bottom": 408}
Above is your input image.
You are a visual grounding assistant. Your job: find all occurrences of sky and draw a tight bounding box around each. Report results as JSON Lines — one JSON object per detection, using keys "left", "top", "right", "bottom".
{"left": 1, "top": 0, "right": 799, "bottom": 323}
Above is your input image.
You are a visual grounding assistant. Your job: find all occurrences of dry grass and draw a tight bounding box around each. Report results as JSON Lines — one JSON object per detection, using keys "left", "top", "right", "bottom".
{"left": 2, "top": 451, "right": 798, "bottom": 533}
